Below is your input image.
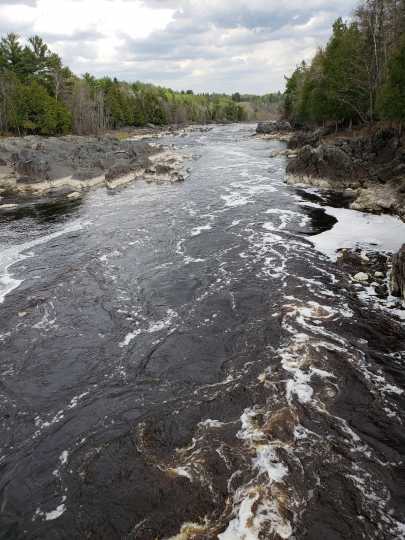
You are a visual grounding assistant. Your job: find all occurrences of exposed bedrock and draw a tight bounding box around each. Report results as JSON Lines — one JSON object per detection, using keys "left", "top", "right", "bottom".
{"left": 287, "top": 127, "right": 334, "bottom": 149}
{"left": 287, "top": 144, "right": 355, "bottom": 184}
{"left": 391, "top": 245, "right": 405, "bottom": 301}
{"left": 256, "top": 120, "right": 292, "bottom": 134}
{"left": 285, "top": 128, "right": 405, "bottom": 220}
{"left": 0, "top": 135, "right": 184, "bottom": 199}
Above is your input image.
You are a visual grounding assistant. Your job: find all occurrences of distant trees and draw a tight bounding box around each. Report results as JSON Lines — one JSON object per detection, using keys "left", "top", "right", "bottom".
{"left": 284, "top": 0, "right": 405, "bottom": 128}
{"left": 0, "top": 32, "right": 248, "bottom": 136}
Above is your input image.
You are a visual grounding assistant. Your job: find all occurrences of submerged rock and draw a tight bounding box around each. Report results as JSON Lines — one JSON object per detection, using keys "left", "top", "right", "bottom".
{"left": 391, "top": 245, "right": 405, "bottom": 301}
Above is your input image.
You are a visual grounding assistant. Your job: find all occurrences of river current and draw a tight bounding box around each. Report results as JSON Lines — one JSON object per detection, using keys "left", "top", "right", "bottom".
{"left": 0, "top": 124, "right": 404, "bottom": 539}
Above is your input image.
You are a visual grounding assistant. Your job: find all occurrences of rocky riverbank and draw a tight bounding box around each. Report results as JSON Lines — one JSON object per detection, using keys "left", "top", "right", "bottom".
{"left": 284, "top": 126, "right": 405, "bottom": 221}
{"left": 335, "top": 246, "right": 405, "bottom": 318}
{"left": 260, "top": 122, "right": 405, "bottom": 314}
{"left": 392, "top": 245, "right": 405, "bottom": 302}
{"left": 0, "top": 126, "right": 212, "bottom": 207}
{"left": 255, "top": 120, "right": 293, "bottom": 142}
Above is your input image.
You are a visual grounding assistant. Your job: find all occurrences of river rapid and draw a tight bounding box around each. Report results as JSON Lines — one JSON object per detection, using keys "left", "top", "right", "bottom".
{"left": 0, "top": 124, "right": 405, "bottom": 539}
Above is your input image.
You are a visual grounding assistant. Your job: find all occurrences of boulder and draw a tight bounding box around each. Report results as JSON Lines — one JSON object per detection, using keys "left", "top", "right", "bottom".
{"left": 287, "top": 144, "right": 353, "bottom": 181}
{"left": 391, "top": 245, "right": 405, "bottom": 301}
{"left": 67, "top": 191, "right": 81, "bottom": 200}
{"left": 354, "top": 272, "right": 369, "bottom": 282}
{"left": 256, "top": 121, "right": 291, "bottom": 134}
{"left": 350, "top": 185, "right": 398, "bottom": 214}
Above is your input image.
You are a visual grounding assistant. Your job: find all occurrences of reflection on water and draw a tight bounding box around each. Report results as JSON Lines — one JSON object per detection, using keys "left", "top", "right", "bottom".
{"left": 0, "top": 197, "right": 83, "bottom": 224}
{"left": 302, "top": 206, "right": 338, "bottom": 236}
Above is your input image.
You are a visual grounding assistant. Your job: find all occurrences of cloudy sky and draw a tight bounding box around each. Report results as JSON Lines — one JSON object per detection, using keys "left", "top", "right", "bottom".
{"left": 0, "top": 0, "right": 359, "bottom": 94}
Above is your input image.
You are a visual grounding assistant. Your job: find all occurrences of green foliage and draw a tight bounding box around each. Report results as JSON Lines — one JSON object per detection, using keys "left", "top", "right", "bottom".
{"left": 0, "top": 33, "right": 25, "bottom": 76}
{"left": 378, "top": 37, "right": 405, "bottom": 122}
{"left": 284, "top": 1, "right": 405, "bottom": 127}
{"left": 0, "top": 32, "right": 256, "bottom": 135}
{"left": 18, "top": 81, "right": 72, "bottom": 135}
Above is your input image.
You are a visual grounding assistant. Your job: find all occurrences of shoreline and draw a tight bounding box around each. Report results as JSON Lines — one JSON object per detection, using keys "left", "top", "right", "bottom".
{"left": 255, "top": 121, "right": 405, "bottom": 223}
{"left": 256, "top": 121, "right": 405, "bottom": 310}
{"left": 287, "top": 127, "right": 405, "bottom": 222}
{"left": 0, "top": 126, "right": 200, "bottom": 206}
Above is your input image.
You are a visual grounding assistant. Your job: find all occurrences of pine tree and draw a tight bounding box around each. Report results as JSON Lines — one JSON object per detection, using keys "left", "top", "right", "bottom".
{"left": 377, "top": 36, "right": 405, "bottom": 125}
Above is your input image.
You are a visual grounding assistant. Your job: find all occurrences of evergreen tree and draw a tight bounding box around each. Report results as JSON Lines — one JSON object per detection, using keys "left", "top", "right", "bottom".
{"left": 377, "top": 36, "right": 405, "bottom": 124}
{"left": 18, "top": 80, "right": 72, "bottom": 135}
{"left": 0, "top": 33, "right": 24, "bottom": 76}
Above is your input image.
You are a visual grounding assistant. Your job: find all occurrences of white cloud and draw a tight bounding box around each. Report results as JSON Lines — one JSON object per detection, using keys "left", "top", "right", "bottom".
{"left": 0, "top": 0, "right": 359, "bottom": 92}
{"left": 31, "top": 0, "right": 173, "bottom": 39}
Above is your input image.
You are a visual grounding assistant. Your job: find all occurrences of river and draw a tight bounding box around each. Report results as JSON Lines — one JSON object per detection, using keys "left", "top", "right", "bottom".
{"left": 0, "top": 124, "right": 404, "bottom": 539}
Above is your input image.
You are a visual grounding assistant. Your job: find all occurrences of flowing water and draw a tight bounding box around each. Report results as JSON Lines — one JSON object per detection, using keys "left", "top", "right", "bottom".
{"left": 0, "top": 124, "right": 404, "bottom": 539}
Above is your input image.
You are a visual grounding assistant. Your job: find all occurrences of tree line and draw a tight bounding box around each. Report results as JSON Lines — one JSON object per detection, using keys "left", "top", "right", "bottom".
{"left": 0, "top": 33, "right": 248, "bottom": 136}
{"left": 284, "top": 0, "right": 405, "bottom": 128}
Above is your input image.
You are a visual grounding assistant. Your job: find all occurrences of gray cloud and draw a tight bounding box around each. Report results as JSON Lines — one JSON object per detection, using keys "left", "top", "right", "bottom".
{"left": 141, "top": 0, "right": 357, "bottom": 30}
{"left": 40, "top": 29, "right": 105, "bottom": 43}
{"left": 115, "top": 0, "right": 358, "bottom": 92}
{"left": 1, "top": 0, "right": 38, "bottom": 5}
{"left": 0, "top": 0, "right": 360, "bottom": 93}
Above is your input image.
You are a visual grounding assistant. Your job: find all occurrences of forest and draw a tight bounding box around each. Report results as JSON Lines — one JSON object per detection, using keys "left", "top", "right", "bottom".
{"left": 0, "top": 33, "right": 254, "bottom": 136}
{"left": 284, "top": 0, "right": 405, "bottom": 128}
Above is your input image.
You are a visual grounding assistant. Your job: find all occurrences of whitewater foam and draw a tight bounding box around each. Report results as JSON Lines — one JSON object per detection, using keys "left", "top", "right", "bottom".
{"left": 0, "top": 220, "right": 89, "bottom": 304}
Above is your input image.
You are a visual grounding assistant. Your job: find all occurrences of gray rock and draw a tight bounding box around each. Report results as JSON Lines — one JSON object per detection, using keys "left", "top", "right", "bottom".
{"left": 14, "top": 149, "right": 51, "bottom": 183}
{"left": 287, "top": 127, "right": 333, "bottom": 150}
{"left": 256, "top": 121, "right": 291, "bottom": 134}
{"left": 391, "top": 245, "right": 405, "bottom": 301}
{"left": 0, "top": 135, "right": 161, "bottom": 194}
{"left": 287, "top": 144, "right": 353, "bottom": 182}
{"left": 353, "top": 272, "right": 369, "bottom": 283}
{"left": 155, "top": 164, "right": 172, "bottom": 175}
{"left": 105, "top": 160, "right": 133, "bottom": 181}
{"left": 73, "top": 168, "right": 104, "bottom": 181}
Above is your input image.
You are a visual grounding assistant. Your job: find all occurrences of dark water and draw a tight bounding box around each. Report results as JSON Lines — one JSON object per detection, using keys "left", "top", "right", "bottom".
{"left": 0, "top": 125, "right": 404, "bottom": 539}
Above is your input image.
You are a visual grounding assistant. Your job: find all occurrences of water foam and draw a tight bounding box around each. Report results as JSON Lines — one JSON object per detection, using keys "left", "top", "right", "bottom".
{"left": 0, "top": 220, "right": 89, "bottom": 304}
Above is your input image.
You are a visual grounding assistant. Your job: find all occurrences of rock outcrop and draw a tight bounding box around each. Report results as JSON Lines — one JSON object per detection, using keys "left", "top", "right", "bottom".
{"left": 285, "top": 127, "right": 405, "bottom": 220}
{"left": 0, "top": 135, "right": 186, "bottom": 200}
{"left": 256, "top": 121, "right": 292, "bottom": 135}
{"left": 287, "top": 127, "right": 333, "bottom": 150}
{"left": 287, "top": 144, "right": 354, "bottom": 183}
{"left": 391, "top": 245, "right": 405, "bottom": 301}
